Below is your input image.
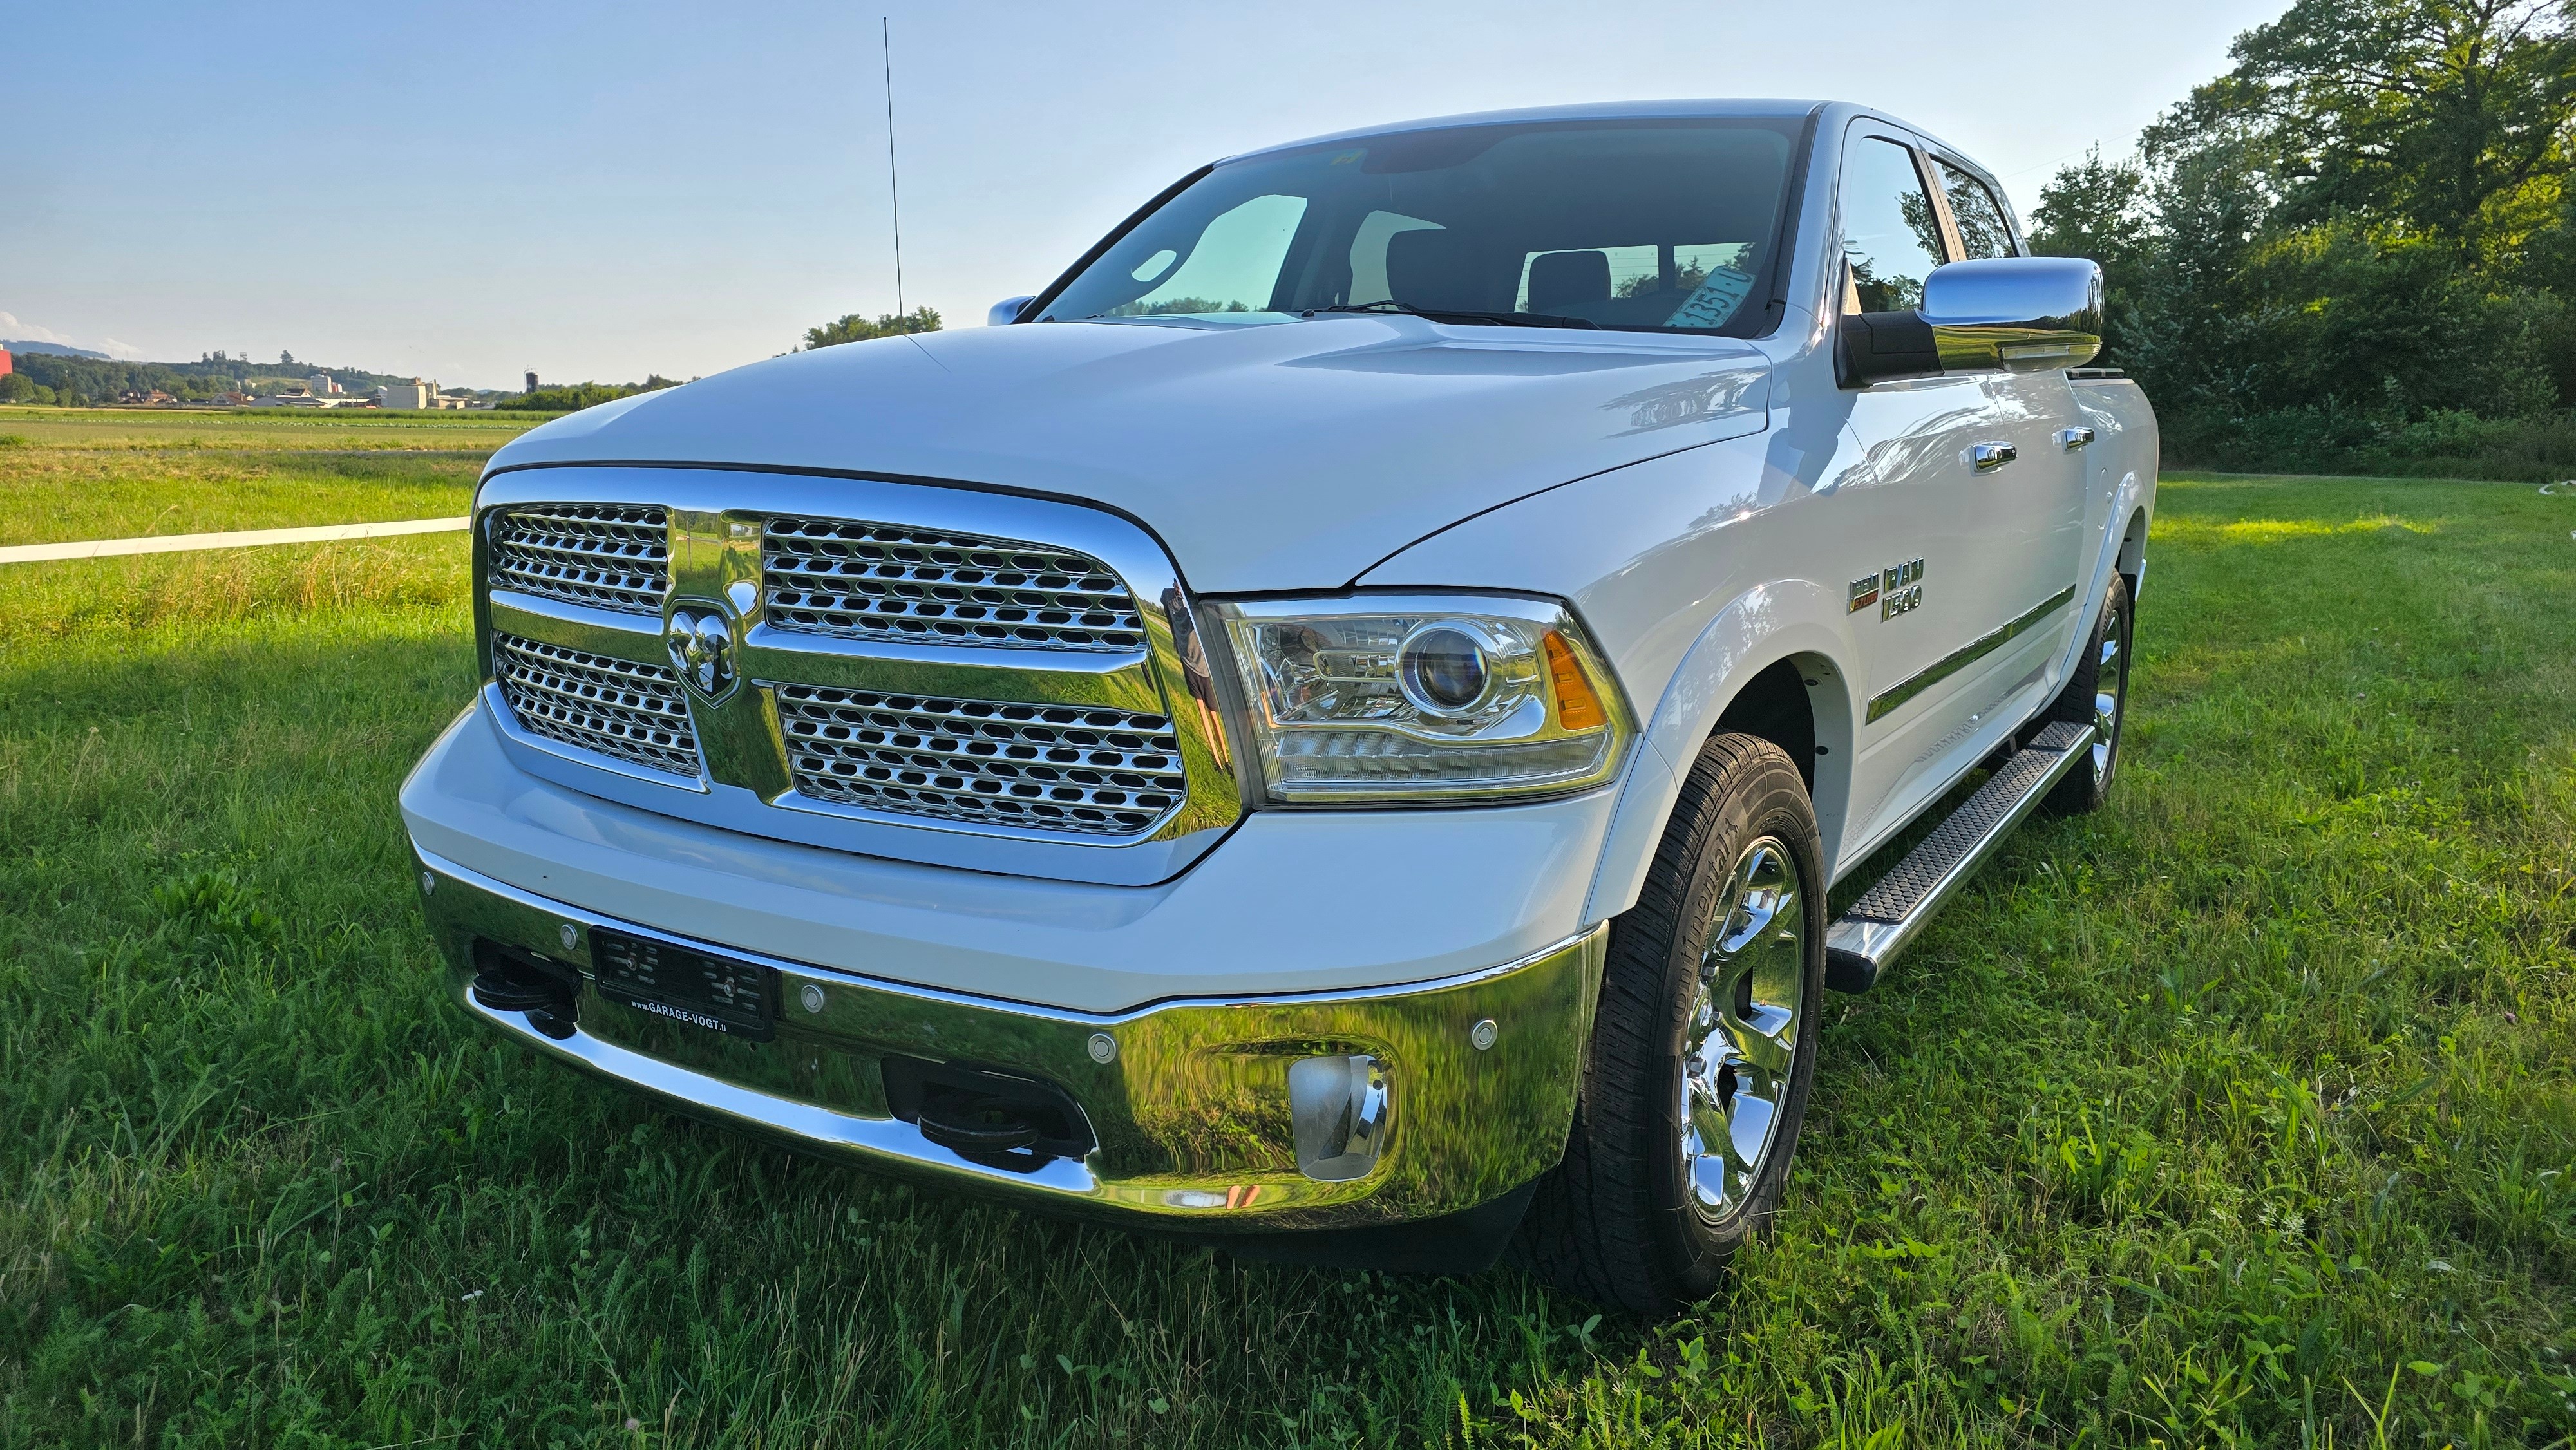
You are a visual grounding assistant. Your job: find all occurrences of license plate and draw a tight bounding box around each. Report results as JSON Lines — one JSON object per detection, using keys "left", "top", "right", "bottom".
{"left": 592, "top": 928, "right": 776, "bottom": 1040}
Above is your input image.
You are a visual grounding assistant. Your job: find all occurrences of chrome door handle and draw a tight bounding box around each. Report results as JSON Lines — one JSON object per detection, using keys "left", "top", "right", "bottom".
{"left": 2057, "top": 426, "right": 2096, "bottom": 451}
{"left": 1971, "top": 442, "right": 2018, "bottom": 473}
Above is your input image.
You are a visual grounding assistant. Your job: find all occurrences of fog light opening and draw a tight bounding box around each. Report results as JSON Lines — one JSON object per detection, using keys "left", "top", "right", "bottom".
{"left": 1288, "top": 1053, "right": 1390, "bottom": 1182}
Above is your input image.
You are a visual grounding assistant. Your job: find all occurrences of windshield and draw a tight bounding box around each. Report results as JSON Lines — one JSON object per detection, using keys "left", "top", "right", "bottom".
{"left": 1037, "top": 117, "right": 1805, "bottom": 337}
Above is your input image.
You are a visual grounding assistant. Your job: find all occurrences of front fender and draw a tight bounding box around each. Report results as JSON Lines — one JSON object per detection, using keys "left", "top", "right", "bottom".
{"left": 1356, "top": 429, "right": 1868, "bottom": 923}
{"left": 1578, "top": 584, "right": 1857, "bottom": 923}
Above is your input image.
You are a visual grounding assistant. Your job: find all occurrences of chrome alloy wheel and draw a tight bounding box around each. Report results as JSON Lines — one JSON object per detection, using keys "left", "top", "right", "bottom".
{"left": 1678, "top": 834, "right": 1807, "bottom": 1225}
{"left": 2092, "top": 594, "right": 2130, "bottom": 783}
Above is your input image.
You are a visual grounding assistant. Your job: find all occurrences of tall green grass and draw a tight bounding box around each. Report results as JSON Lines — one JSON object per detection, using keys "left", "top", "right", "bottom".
{"left": 0, "top": 474, "right": 2568, "bottom": 1447}
{"left": 0, "top": 407, "right": 532, "bottom": 545}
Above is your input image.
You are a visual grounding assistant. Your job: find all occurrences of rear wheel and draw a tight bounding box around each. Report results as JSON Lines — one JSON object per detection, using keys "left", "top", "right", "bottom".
{"left": 1519, "top": 734, "right": 1826, "bottom": 1315}
{"left": 2039, "top": 572, "right": 2132, "bottom": 816}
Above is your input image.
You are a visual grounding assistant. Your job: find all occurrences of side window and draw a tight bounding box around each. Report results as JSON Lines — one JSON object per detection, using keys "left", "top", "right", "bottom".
{"left": 1839, "top": 136, "right": 1946, "bottom": 314}
{"left": 1938, "top": 161, "right": 2018, "bottom": 260}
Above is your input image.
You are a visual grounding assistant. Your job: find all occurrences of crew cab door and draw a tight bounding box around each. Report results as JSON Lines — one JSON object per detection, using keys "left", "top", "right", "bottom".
{"left": 1831, "top": 124, "right": 2087, "bottom": 852}
{"left": 1924, "top": 149, "right": 2090, "bottom": 693}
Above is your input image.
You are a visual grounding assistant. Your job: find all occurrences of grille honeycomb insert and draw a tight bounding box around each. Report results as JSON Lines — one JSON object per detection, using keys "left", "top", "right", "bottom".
{"left": 762, "top": 516, "right": 1144, "bottom": 652}
{"left": 493, "top": 633, "right": 702, "bottom": 778}
{"left": 774, "top": 685, "right": 1185, "bottom": 836}
{"left": 490, "top": 504, "right": 670, "bottom": 615}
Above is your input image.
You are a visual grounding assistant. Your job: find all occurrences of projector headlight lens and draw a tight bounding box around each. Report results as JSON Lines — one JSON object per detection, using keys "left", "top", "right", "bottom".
{"left": 1396, "top": 622, "right": 1495, "bottom": 717}
{"left": 1209, "top": 594, "right": 1633, "bottom": 804}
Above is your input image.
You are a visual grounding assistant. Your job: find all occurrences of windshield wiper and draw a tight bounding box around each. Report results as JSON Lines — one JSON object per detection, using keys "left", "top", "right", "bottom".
{"left": 1314, "top": 301, "right": 1597, "bottom": 330}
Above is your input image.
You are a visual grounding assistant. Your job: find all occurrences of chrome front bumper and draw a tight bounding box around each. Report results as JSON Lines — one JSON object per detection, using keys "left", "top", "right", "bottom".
{"left": 412, "top": 845, "right": 1604, "bottom": 1232}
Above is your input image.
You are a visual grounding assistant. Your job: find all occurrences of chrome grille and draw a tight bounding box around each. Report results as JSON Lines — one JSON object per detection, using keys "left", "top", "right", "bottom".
{"left": 493, "top": 633, "right": 702, "bottom": 778}
{"left": 490, "top": 504, "right": 670, "bottom": 615}
{"left": 775, "top": 685, "right": 1186, "bottom": 836}
{"left": 762, "top": 516, "right": 1144, "bottom": 652}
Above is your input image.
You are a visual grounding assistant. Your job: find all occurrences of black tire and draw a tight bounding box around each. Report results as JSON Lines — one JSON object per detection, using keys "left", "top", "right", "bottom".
{"left": 1517, "top": 734, "right": 1827, "bottom": 1315}
{"left": 2038, "top": 572, "right": 2133, "bottom": 816}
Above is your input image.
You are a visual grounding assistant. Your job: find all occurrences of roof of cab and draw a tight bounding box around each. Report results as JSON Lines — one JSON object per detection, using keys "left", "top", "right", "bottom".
{"left": 1224, "top": 99, "right": 1837, "bottom": 164}
{"left": 1223, "top": 99, "right": 2003, "bottom": 196}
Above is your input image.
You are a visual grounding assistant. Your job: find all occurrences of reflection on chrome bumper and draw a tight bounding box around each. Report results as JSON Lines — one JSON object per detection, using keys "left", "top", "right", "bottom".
{"left": 412, "top": 845, "right": 1605, "bottom": 1230}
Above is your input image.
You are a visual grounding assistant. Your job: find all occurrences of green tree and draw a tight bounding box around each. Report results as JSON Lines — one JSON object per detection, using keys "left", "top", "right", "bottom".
{"left": 2031, "top": 148, "right": 2168, "bottom": 376}
{"left": 507, "top": 375, "right": 687, "bottom": 413}
{"left": 802, "top": 307, "right": 942, "bottom": 350}
{"left": 2041, "top": 0, "right": 2576, "bottom": 455}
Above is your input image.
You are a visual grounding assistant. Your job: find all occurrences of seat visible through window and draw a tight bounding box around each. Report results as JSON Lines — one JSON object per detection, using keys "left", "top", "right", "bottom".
{"left": 1527, "top": 250, "right": 1611, "bottom": 314}
{"left": 1386, "top": 227, "right": 1484, "bottom": 312}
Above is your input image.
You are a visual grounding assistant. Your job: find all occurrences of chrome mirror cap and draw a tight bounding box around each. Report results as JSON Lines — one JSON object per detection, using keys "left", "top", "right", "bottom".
{"left": 1920, "top": 256, "right": 2105, "bottom": 373}
{"left": 987, "top": 294, "right": 1037, "bottom": 326}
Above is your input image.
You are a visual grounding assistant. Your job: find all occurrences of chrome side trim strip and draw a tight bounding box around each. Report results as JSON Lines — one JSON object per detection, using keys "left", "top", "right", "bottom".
{"left": 1866, "top": 583, "right": 2077, "bottom": 724}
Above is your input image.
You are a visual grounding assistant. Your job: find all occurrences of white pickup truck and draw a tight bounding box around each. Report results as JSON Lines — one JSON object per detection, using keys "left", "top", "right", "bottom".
{"left": 402, "top": 99, "right": 2155, "bottom": 1315}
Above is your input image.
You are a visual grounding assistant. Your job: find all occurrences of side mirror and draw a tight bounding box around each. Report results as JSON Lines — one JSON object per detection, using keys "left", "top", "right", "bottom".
{"left": 1839, "top": 257, "right": 2103, "bottom": 388}
{"left": 988, "top": 295, "right": 1037, "bottom": 326}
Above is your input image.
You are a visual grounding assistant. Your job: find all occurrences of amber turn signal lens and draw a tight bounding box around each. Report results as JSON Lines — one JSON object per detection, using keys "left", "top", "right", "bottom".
{"left": 1544, "top": 630, "right": 1605, "bottom": 730}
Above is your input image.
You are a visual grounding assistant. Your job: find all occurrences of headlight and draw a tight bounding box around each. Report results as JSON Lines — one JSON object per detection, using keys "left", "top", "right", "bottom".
{"left": 1208, "top": 594, "right": 1634, "bottom": 804}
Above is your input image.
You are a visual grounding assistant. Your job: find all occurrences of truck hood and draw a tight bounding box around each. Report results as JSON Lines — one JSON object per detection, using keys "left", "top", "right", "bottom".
{"left": 487, "top": 315, "right": 1771, "bottom": 592}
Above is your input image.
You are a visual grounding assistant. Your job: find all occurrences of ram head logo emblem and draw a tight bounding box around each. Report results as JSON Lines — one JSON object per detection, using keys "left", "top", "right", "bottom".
{"left": 665, "top": 606, "right": 737, "bottom": 699}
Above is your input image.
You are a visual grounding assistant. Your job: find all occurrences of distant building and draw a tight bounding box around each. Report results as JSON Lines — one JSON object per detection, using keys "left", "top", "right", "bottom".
{"left": 306, "top": 373, "right": 343, "bottom": 396}
{"left": 381, "top": 378, "right": 431, "bottom": 410}
{"left": 249, "top": 386, "right": 362, "bottom": 409}
{"left": 526, "top": 371, "right": 538, "bottom": 393}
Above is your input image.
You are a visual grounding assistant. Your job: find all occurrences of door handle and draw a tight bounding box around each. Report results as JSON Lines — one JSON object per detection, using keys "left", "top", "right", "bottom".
{"left": 1971, "top": 442, "right": 2018, "bottom": 473}
{"left": 2057, "top": 426, "right": 2096, "bottom": 451}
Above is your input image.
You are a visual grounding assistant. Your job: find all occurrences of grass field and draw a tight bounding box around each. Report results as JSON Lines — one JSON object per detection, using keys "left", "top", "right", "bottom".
{"left": 0, "top": 407, "right": 531, "bottom": 546}
{"left": 0, "top": 409, "right": 524, "bottom": 648}
{"left": 0, "top": 419, "right": 2570, "bottom": 1447}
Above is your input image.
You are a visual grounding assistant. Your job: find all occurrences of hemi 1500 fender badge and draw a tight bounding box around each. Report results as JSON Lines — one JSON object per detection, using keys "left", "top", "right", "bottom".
{"left": 1850, "top": 558, "right": 1926, "bottom": 619}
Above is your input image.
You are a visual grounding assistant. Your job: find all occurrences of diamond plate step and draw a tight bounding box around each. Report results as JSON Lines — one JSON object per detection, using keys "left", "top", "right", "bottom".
{"left": 1825, "top": 719, "right": 2095, "bottom": 993}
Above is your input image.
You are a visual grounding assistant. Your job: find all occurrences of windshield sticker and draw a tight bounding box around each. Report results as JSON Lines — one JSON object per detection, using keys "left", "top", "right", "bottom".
{"left": 1663, "top": 266, "right": 1754, "bottom": 330}
{"left": 1330, "top": 149, "right": 1365, "bottom": 165}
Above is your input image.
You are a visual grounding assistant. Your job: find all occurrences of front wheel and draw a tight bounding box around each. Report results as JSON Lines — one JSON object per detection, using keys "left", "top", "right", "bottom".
{"left": 1518, "top": 734, "right": 1826, "bottom": 1315}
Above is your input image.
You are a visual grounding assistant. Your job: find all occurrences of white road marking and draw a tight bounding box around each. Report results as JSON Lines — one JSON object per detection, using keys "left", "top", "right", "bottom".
{"left": 0, "top": 516, "right": 470, "bottom": 564}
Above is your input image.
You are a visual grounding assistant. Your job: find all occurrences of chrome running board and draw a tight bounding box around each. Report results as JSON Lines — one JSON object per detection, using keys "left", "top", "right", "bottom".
{"left": 1825, "top": 719, "right": 2096, "bottom": 993}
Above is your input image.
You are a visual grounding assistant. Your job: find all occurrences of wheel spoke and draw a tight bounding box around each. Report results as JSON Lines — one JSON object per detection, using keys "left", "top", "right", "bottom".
{"left": 2092, "top": 603, "right": 2126, "bottom": 776}
{"left": 1680, "top": 831, "right": 1809, "bottom": 1223}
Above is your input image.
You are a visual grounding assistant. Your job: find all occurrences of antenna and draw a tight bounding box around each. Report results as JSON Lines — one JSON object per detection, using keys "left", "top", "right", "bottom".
{"left": 882, "top": 16, "right": 905, "bottom": 316}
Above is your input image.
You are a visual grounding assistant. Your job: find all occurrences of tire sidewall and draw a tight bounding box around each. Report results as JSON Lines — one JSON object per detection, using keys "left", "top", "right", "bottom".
{"left": 2045, "top": 572, "right": 2133, "bottom": 814}
{"left": 1643, "top": 749, "right": 1828, "bottom": 1297}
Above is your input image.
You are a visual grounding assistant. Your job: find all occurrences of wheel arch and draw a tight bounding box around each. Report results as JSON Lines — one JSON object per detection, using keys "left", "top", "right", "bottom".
{"left": 2116, "top": 500, "right": 2149, "bottom": 601}
{"left": 1581, "top": 583, "right": 1857, "bottom": 925}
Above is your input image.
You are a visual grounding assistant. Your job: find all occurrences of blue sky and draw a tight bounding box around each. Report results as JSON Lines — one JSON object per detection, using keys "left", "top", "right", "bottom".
{"left": 2, "top": 1, "right": 2286, "bottom": 388}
